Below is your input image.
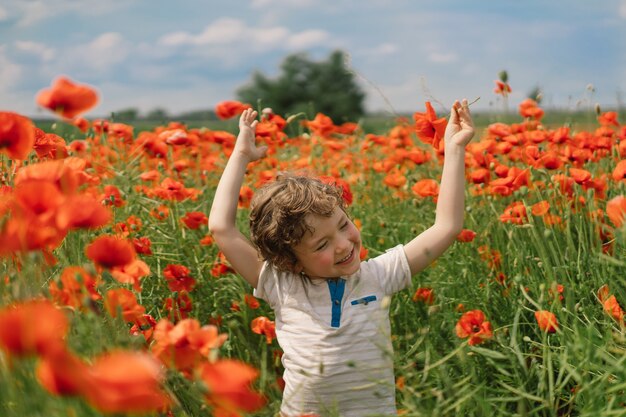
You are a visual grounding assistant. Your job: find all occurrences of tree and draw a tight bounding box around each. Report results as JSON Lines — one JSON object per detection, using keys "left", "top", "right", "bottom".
{"left": 237, "top": 50, "right": 366, "bottom": 122}
{"left": 112, "top": 108, "right": 139, "bottom": 122}
{"left": 145, "top": 108, "right": 169, "bottom": 121}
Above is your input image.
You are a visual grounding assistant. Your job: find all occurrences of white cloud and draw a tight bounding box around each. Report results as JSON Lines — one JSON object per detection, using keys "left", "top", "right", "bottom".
{"left": 59, "top": 32, "right": 131, "bottom": 74}
{"left": 14, "top": 41, "right": 56, "bottom": 62}
{"left": 427, "top": 52, "right": 458, "bottom": 63}
{"left": 254, "top": 27, "right": 291, "bottom": 47}
{"left": 620, "top": 0, "right": 626, "bottom": 18}
{"left": 196, "top": 18, "right": 248, "bottom": 45}
{"left": 10, "top": 0, "right": 135, "bottom": 27}
{"left": 250, "top": 0, "right": 314, "bottom": 9}
{"left": 16, "top": 1, "right": 49, "bottom": 27}
{"left": 0, "top": 6, "right": 8, "bottom": 21}
{"left": 159, "top": 18, "right": 329, "bottom": 52}
{"left": 286, "top": 30, "right": 329, "bottom": 49}
{"left": 0, "top": 46, "right": 22, "bottom": 93}
{"left": 160, "top": 18, "right": 248, "bottom": 46}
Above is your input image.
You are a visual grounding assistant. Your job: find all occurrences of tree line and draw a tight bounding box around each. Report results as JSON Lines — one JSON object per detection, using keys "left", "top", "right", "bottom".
{"left": 112, "top": 50, "right": 366, "bottom": 124}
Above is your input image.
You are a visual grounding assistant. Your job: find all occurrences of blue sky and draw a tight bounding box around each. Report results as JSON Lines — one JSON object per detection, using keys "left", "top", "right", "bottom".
{"left": 1, "top": 0, "right": 624, "bottom": 118}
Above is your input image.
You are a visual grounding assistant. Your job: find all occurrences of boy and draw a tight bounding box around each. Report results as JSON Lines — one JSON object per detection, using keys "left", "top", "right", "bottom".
{"left": 209, "top": 101, "right": 474, "bottom": 416}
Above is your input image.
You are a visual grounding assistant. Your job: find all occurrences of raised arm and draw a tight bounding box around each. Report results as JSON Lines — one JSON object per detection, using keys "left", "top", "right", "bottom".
{"left": 208, "top": 108, "right": 268, "bottom": 288}
{"left": 403, "top": 99, "right": 475, "bottom": 275}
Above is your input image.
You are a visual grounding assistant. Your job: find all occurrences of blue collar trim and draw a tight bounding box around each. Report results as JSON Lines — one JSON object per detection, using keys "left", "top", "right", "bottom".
{"left": 327, "top": 279, "right": 346, "bottom": 328}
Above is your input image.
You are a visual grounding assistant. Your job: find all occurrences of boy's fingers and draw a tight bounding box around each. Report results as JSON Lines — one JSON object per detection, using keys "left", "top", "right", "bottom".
{"left": 450, "top": 100, "right": 460, "bottom": 121}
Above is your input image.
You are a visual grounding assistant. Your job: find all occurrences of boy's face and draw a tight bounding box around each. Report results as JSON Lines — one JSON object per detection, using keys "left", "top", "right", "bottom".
{"left": 292, "top": 207, "right": 361, "bottom": 280}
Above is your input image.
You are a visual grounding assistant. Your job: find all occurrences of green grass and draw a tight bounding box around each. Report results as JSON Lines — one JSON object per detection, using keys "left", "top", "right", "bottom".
{"left": 32, "top": 108, "right": 626, "bottom": 139}
{"left": 2, "top": 108, "right": 625, "bottom": 417}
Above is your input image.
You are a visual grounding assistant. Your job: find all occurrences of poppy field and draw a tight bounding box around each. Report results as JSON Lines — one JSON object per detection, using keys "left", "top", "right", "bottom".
{"left": 1, "top": 76, "right": 626, "bottom": 417}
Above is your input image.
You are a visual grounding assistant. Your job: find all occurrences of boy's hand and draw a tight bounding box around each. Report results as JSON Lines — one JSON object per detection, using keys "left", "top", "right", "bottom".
{"left": 235, "top": 108, "right": 268, "bottom": 161}
{"left": 444, "top": 99, "right": 475, "bottom": 148}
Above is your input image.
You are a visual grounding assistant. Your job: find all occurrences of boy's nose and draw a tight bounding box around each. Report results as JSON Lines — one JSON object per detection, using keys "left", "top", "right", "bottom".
{"left": 336, "top": 236, "right": 351, "bottom": 252}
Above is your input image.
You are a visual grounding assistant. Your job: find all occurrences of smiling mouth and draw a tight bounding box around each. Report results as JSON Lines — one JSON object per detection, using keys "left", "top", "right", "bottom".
{"left": 336, "top": 248, "right": 354, "bottom": 264}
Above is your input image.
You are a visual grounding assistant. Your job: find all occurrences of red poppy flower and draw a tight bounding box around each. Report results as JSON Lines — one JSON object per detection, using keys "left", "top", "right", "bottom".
{"left": 140, "top": 170, "right": 161, "bottom": 182}
{"left": 384, "top": 171, "right": 407, "bottom": 189}
{"left": 0, "top": 112, "right": 36, "bottom": 160}
{"left": 32, "top": 128, "right": 68, "bottom": 160}
{"left": 49, "top": 266, "right": 101, "bottom": 309}
{"left": 72, "top": 117, "right": 90, "bottom": 132}
{"left": 359, "top": 245, "right": 369, "bottom": 260}
{"left": 210, "top": 251, "right": 234, "bottom": 278}
{"left": 597, "top": 284, "right": 625, "bottom": 323}
{"left": 493, "top": 80, "right": 512, "bottom": 96}
{"left": 0, "top": 299, "right": 68, "bottom": 357}
{"left": 130, "top": 314, "right": 158, "bottom": 343}
{"left": 36, "top": 76, "right": 99, "bottom": 119}
{"left": 101, "top": 185, "right": 125, "bottom": 207}
{"left": 569, "top": 168, "right": 591, "bottom": 184}
{"left": 257, "top": 117, "right": 287, "bottom": 145}
{"left": 304, "top": 113, "right": 336, "bottom": 136}
{"left": 215, "top": 100, "right": 251, "bottom": 120}
{"left": 598, "top": 111, "right": 619, "bottom": 127}
{"left": 159, "top": 128, "right": 189, "bottom": 146}
{"left": 412, "top": 287, "right": 435, "bottom": 305}
{"left": 413, "top": 102, "right": 447, "bottom": 150}
{"left": 14, "top": 159, "right": 80, "bottom": 194}
{"left": 55, "top": 194, "right": 112, "bottom": 231}
{"left": 531, "top": 201, "right": 550, "bottom": 216}
{"left": 469, "top": 168, "right": 490, "bottom": 184}
{"left": 152, "top": 177, "right": 201, "bottom": 202}
{"left": 536, "top": 151, "right": 563, "bottom": 170}
{"left": 251, "top": 316, "right": 276, "bottom": 344}
{"left": 606, "top": 195, "right": 626, "bottom": 228}
{"left": 487, "top": 122, "right": 512, "bottom": 138}
{"left": 132, "top": 236, "right": 153, "bottom": 255}
{"left": 411, "top": 179, "right": 439, "bottom": 198}
{"left": 455, "top": 310, "right": 493, "bottom": 346}
{"left": 163, "top": 264, "right": 196, "bottom": 293}
{"left": 82, "top": 351, "right": 171, "bottom": 414}
{"left": 534, "top": 310, "right": 558, "bottom": 333}
{"left": 612, "top": 160, "right": 626, "bottom": 182}
{"left": 245, "top": 294, "right": 260, "bottom": 310}
{"left": 499, "top": 201, "right": 528, "bottom": 224}
{"left": 181, "top": 211, "right": 209, "bottom": 229}
{"left": 456, "top": 229, "right": 476, "bottom": 242}
{"left": 104, "top": 289, "right": 146, "bottom": 323}
{"left": 238, "top": 185, "right": 254, "bottom": 208}
{"left": 199, "top": 359, "right": 266, "bottom": 415}
{"left": 152, "top": 318, "right": 228, "bottom": 373}
{"left": 519, "top": 99, "right": 544, "bottom": 120}
{"left": 86, "top": 235, "right": 136, "bottom": 269}
{"left": 110, "top": 259, "right": 151, "bottom": 292}
{"left": 36, "top": 346, "right": 91, "bottom": 396}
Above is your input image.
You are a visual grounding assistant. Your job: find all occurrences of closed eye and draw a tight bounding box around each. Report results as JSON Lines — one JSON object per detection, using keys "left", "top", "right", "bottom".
{"left": 316, "top": 241, "right": 328, "bottom": 251}
{"left": 340, "top": 221, "right": 349, "bottom": 229}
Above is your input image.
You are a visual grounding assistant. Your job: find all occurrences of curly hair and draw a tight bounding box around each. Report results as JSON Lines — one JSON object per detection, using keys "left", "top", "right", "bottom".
{"left": 249, "top": 173, "right": 346, "bottom": 272}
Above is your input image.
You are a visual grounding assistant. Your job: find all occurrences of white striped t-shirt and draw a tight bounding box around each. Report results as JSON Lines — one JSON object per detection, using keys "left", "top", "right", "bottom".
{"left": 254, "top": 245, "right": 412, "bottom": 417}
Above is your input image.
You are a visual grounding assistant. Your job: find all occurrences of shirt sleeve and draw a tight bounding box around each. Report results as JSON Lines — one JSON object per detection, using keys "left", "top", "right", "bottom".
{"left": 362, "top": 244, "right": 412, "bottom": 295}
{"left": 253, "top": 261, "right": 292, "bottom": 309}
